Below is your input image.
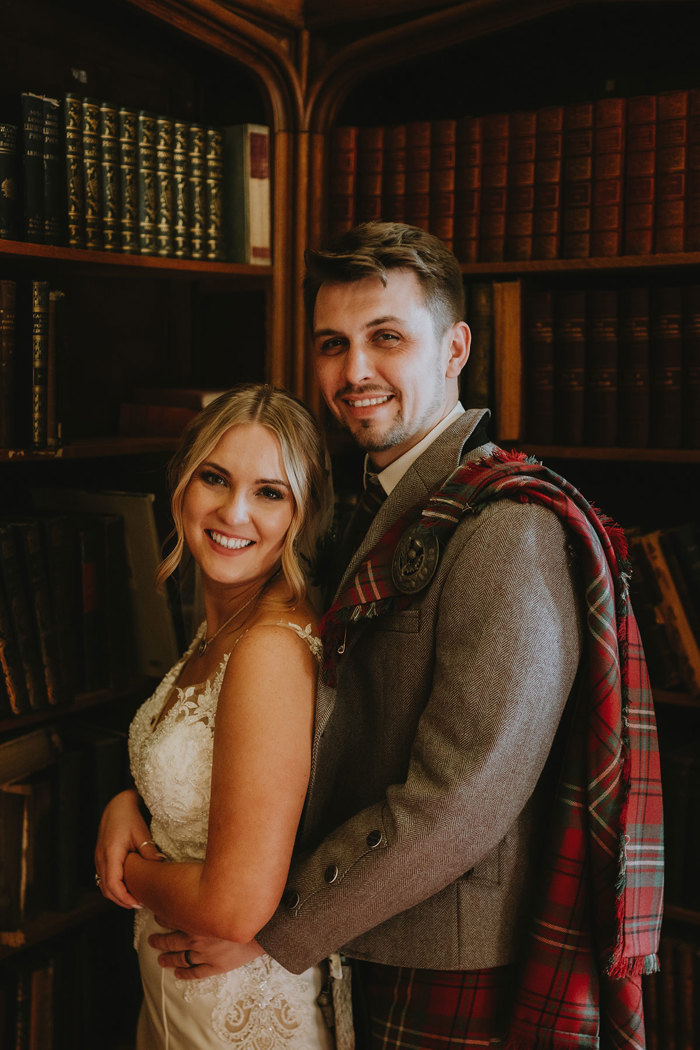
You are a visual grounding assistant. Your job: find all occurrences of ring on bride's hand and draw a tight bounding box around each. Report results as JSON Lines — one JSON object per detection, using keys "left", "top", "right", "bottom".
{"left": 94, "top": 873, "right": 102, "bottom": 887}
{"left": 184, "top": 950, "right": 194, "bottom": 967}
{"left": 138, "top": 839, "right": 155, "bottom": 850}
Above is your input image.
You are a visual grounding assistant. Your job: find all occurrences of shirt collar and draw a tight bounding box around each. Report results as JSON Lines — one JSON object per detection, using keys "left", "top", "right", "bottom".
{"left": 363, "top": 403, "right": 465, "bottom": 496}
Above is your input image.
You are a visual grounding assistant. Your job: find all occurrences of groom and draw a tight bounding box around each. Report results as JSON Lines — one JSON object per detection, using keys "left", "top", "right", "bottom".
{"left": 149, "top": 223, "right": 662, "bottom": 1048}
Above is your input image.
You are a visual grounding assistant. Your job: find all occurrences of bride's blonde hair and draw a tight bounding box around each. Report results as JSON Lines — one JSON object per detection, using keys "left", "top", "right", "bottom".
{"left": 157, "top": 383, "right": 334, "bottom": 604}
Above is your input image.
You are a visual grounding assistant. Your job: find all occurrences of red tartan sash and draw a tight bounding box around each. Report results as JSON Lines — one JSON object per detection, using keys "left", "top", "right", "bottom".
{"left": 320, "top": 450, "right": 663, "bottom": 1049}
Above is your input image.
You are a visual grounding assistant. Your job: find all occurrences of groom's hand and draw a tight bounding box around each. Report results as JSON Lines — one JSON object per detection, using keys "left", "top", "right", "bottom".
{"left": 148, "top": 928, "right": 264, "bottom": 980}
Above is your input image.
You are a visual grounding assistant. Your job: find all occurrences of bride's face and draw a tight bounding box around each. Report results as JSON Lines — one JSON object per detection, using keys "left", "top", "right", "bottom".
{"left": 182, "top": 422, "right": 294, "bottom": 595}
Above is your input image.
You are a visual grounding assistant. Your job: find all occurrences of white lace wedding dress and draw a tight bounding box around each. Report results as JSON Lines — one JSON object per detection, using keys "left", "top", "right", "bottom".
{"left": 129, "top": 622, "right": 334, "bottom": 1050}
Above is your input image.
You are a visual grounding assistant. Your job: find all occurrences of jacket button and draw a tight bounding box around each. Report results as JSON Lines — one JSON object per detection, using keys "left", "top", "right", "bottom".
{"left": 324, "top": 864, "right": 339, "bottom": 884}
{"left": 366, "top": 830, "right": 383, "bottom": 849}
{"left": 282, "top": 889, "right": 300, "bottom": 910}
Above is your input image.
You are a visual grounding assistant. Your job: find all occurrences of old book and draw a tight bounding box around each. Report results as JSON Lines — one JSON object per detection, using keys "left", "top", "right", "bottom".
{"left": 99, "top": 102, "right": 120, "bottom": 252}
{"left": 46, "top": 288, "right": 65, "bottom": 449}
{"left": 429, "top": 119, "right": 456, "bottom": 247}
{"left": 453, "top": 116, "right": 482, "bottom": 262}
{"left": 627, "top": 531, "right": 683, "bottom": 693}
{"left": 118, "top": 400, "right": 196, "bottom": 437}
{"left": 663, "top": 522, "right": 700, "bottom": 633}
{"left": 584, "top": 288, "right": 618, "bottom": 446}
{"left": 188, "top": 123, "right": 207, "bottom": 259}
{"left": 155, "top": 116, "right": 175, "bottom": 258}
{"left": 659, "top": 527, "right": 700, "bottom": 644}
{"left": 172, "top": 120, "right": 190, "bottom": 258}
{"left": 553, "top": 289, "right": 586, "bottom": 445}
{"left": 504, "top": 109, "right": 536, "bottom": 261}
{"left": 686, "top": 87, "right": 700, "bottom": 251}
{"left": 0, "top": 772, "right": 53, "bottom": 930}
{"left": 561, "top": 101, "right": 594, "bottom": 258}
{"left": 0, "top": 121, "right": 18, "bottom": 240}
{"left": 327, "top": 125, "right": 357, "bottom": 239}
{"left": 20, "top": 92, "right": 44, "bottom": 244}
{"left": 0, "top": 522, "right": 47, "bottom": 710}
{"left": 36, "top": 512, "right": 80, "bottom": 697}
{"left": 682, "top": 283, "right": 700, "bottom": 448}
{"left": 617, "top": 287, "right": 650, "bottom": 447}
{"left": 649, "top": 286, "right": 683, "bottom": 448}
{"left": 0, "top": 567, "right": 29, "bottom": 715}
{"left": 462, "top": 281, "right": 492, "bottom": 410}
{"left": 524, "top": 289, "right": 555, "bottom": 443}
{"left": 624, "top": 94, "right": 656, "bottom": 255}
{"left": 356, "top": 126, "right": 384, "bottom": 224}
{"left": 30, "top": 279, "right": 49, "bottom": 449}
{"left": 31, "top": 488, "right": 180, "bottom": 678}
{"left": 382, "top": 123, "right": 407, "bottom": 223}
{"left": 63, "top": 93, "right": 84, "bottom": 249}
{"left": 532, "top": 105, "right": 563, "bottom": 260}
{"left": 492, "top": 279, "right": 523, "bottom": 441}
{"left": 479, "top": 113, "right": 509, "bottom": 261}
{"left": 53, "top": 746, "right": 82, "bottom": 910}
{"left": 641, "top": 529, "right": 700, "bottom": 696}
{"left": 0, "top": 727, "right": 62, "bottom": 785}
{"left": 42, "top": 96, "right": 62, "bottom": 246}
{"left": 590, "top": 97, "right": 626, "bottom": 257}
{"left": 404, "top": 120, "right": 431, "bottom": 231}
{"left": 0, "top": 783, "right": 29, "bottom": 929}
{"left": 137, "top": 111, "right": 157, "bottom": 256}
{"left": 117, "top": 106, "right": 138, "bottom": 254}
{"left": 675, "top": 939, "right": 696, "bottom": 1050}
{"left": 0, "top": 278, "right": 16, "bottom": 447}
{"left": 27, "top": 955, "right": 54, "bottom": 1050}
{"left": 654, "top": 89, "right": 688, "bottom": 253}
{"left": 130, "top": 385, "right": 227, "bottom": 409}
{"left": 205, "top": 127, "right": 225, "bottom": 261}
{"left": 222, "top": 123, "right": 271, "bottom": 265}
{"left": 81, "top": 98, "right": 102, "bottom": 250}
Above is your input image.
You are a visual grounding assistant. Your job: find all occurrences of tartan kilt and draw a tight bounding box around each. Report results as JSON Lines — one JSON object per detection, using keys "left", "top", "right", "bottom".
{"left": 353, "top": 961, "right": 515, "bottom": 1049}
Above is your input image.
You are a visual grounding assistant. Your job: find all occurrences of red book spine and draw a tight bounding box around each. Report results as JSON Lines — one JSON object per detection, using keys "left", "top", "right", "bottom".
{"left": 683, "top": 284, "right": 700, "bottom": 448}
{"left": 591, "top": 97, "right": 626, "bottom": 257}
{"left": 649, "top": 286, "right": 683, "bottom": 447}
{"left": 404, "top": 120, "right": 431, "bottom": 230}
{"left": 624, "top": 95, "right": 656, "bottom": 255}
{"left": 686, "top": 88, "right": 700, "bottom": 250}
{"left": 453, "top": 116, "right": 482, "bottom": 262}
{"left": 382, "top": 124, "right": 406, "bottom": 222}
{"left": 429, "top": 118, "right": 456, "bottom": 248}
{"left": 655, "top": 89, "right": 688, "bottom": 253}
{"left": 532, "top": 105, "right": 563, "bottom": 260}
{"left": 553, "top": 289, "right": 587, "bottom": 445}
{"left": 505, "top": 110, "right": 536, "bottom": 261}
{"left": 356, "top": 126, "right": 384, "bottom": 224}
{"left": 618, "top": 286, "right": 650, "bottom": 448}
{"left": 327, "top": 125, "right": 358, "bottom": 239}
{"left": 524, "top": 289, "right": 555, "bottom": 443}
{"left": 561, "top": 101, "right": 594, "bottom": 258}
{"left": 585, "top": 289, "right": 618, "bottom": 446}
{"left": 479, "top": 112, "right": 509, "bottom": 261}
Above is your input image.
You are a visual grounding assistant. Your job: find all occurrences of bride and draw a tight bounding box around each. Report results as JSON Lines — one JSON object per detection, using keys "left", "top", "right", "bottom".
{"left": 94, "top": 383, "right": 335, "bottom": 1049}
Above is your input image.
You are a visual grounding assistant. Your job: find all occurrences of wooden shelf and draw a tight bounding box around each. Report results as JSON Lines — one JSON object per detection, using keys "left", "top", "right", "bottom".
{"left": 0, "top": 437, "right": 179, "bottom": 462}
{"left": 664, "top": 905, "right": 700, "bottom": 928}
{"left": 459, "top": 250, "right": 700, "bottom": 277}
{"left": 652, "top": 689, "right": 700, "bottom": 711}
{"left": 0, "top": 237, "right": 273, "bottom": 281}
{"left": 0, "top": 892, "right": 111, "bottom": 960}
{"left": 0, "top": 681, "right": 153, "bottom": 734}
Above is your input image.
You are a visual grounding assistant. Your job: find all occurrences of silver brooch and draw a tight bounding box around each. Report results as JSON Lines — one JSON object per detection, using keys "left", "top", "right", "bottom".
{"left": 391, "top": 523, "right": 439, "bottom": 594}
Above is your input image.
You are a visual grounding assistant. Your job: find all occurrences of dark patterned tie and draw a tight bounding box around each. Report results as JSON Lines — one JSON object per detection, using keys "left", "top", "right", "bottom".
{"left": 344, "top": 474, "right": 387, "bottom": 557}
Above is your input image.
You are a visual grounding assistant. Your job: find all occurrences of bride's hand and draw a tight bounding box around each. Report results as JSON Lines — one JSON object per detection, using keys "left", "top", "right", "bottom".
{"left": 95, "top": 788, "right": 164, "bottom": 908}
{"left": 148, "top": 929, "right": 265, "bottom": 979}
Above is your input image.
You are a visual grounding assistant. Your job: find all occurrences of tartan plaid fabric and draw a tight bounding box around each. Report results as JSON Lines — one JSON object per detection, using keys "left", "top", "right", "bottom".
{"left": 320, "top": 449, "right": 663, "bottom": 1049}
{"left": 355, "top": 961, "right": 515, "bottom": 1049}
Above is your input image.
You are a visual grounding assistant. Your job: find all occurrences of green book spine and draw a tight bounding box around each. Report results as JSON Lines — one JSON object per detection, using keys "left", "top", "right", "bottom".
{"left": 31, "top": 279, "right": 49, "bottom": 449}
{"left": 64, "top": 94, "right": 84, "bottom": 248}
{"left": 118, "top": 107, "right": 138, "bottom": 254}
{"left": 205, "top": 127, "right": 225, "bottom": 261}
{"left": 21, "top": 91, "right": 45, "bottom": 243}
{"left": 99, "top": 102, "right": 120, "bottom": 252}
{"left": 188, "top": 123, "right": 207, "bottom": 260}
{"left": 0, "top": 278, "right": 16, "bottom": 447}
{"left": 138, "top": 111, "right": 158, "bottom": 255}
{"left": 0, "top": 122, "right": 18, "bottom": 239}
{"left": 156, "top": 116, "right": 174, "bottom": 257}
{"left": 81, "top": 97, "right": 102, "bottom": 250}
{"left": 173, "top": 120, "right": 190, "bottom": 258}
{"left": 42, "top": 96, "right": 63, "bottom": 245}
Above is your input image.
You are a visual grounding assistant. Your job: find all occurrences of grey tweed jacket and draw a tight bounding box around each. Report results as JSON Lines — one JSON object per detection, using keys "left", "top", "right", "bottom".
{"left": 259, "top": 409, "right": 583, "bottom": 974}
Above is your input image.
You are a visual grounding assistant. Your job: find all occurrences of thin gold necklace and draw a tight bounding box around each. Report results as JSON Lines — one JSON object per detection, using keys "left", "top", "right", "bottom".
{"left": 197, "top": 586, "right": 261, "bottom": 657}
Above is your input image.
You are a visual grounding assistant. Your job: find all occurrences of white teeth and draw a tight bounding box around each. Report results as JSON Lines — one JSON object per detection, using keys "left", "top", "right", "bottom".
{"left": 347, "top": 395, "right": 391, "bottom": 407}
{"left": 209, "top": 531, "right": 253, "bottom": 550}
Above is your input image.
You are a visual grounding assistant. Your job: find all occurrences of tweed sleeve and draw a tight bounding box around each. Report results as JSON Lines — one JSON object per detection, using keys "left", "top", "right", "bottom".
{"left": 258, "top": 500, "right": 584, "bottom": 973}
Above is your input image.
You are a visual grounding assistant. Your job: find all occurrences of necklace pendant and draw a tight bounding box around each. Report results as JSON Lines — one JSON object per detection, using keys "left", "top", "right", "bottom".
{"left": 198, "top": 638, "right": 208, "bottom": 657}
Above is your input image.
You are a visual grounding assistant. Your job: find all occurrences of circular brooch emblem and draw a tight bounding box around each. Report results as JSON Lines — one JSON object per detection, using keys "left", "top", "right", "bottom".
{"left": 391, "top": 524, "right": 440, "bottom": 594}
